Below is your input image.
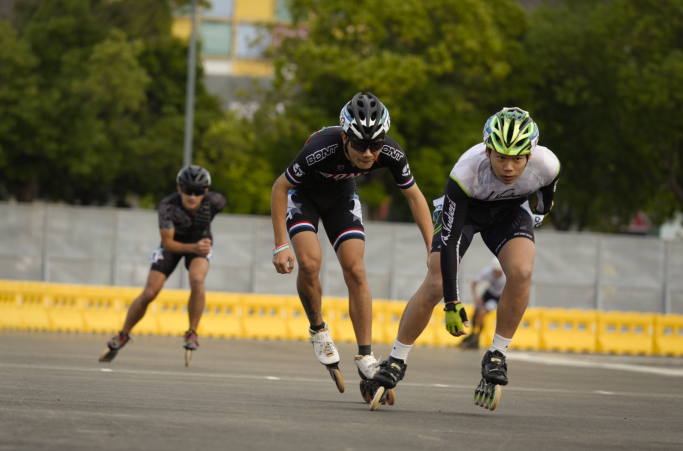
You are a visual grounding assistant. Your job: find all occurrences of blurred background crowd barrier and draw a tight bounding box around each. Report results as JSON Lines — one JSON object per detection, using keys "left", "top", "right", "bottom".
{"left": 1, "top": 202, "right": 682, "bottom": 314}
{"left": 0, "top": 280, "right": 681, "bottom": 356}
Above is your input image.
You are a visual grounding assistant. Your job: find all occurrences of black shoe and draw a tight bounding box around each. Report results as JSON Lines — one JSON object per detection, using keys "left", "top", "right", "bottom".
{"left": 459, "top": 333, "right": 479, "bottom": 349}
{"left": 481, "top": 350, "right": 508, "bottom": 386}
{"left": 373, "top": 356, "right": 407, "bottom": 389}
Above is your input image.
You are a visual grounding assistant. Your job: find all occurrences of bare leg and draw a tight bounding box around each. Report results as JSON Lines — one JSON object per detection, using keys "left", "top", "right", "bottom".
{"left": 337, "top": 239, "right": 372, "bottom": 346}
{"left": 187, "top": 257, "right": 210, "bottom": 331}
{"left": 122, "top": 270, "right": 166, "bottom": 333}
{"left": 291, "top": 232, "right": 324, "bottom": 326}
{"left": 495, "top": 238, "right": 535, "bottom": 338}
{"left": 396, "top": 252, "right": 444, "bottom": 345}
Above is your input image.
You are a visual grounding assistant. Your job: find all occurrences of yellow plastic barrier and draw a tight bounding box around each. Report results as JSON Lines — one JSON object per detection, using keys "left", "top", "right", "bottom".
{"left": 383, "top": 301, "right": 406, "bottom": 346}
{"left": 597, "top": 312, "right": 655, "bottom": 355}
{"left": 509, "top": 308, "right": 542, "bottom": 351}
{"left": 0, "top": 282, "right": 22, "bottom": 329}
{"left": 2, "top": 280, "right": 683, "bottom": 357}
{"left": 242, "top": 295, "right": 288, "bottom": 340}
{"left": 156, "top": 290, "right": 193, "bottom": 336}
{"left": 541, "top": 309, "right": 597, "bottom": 353}
{"left": 199, "top": 293, "right": 243, "bottom": 339}
{"left": 19, "top": 285, "right": 51, "bottom": 331}
{"left": 284, "top": 296, "right": 312, "bottom": 341}
{"left": 322, "top": 298, "right": 356, "bottom": 343}
{"left": 81, "top": 287, "right": 128, "bottom": 334}
{"left": 654, "top": 314, "right": 683, "bottom": 357}
{"left": 45, "top": 285, "right": 85, "bottom": 332}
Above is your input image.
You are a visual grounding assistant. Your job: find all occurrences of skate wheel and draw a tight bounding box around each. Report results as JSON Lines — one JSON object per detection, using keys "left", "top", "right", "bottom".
{"left": 488, "top": 385, "right": 502, "bottom": 411}
{"left": 474, "top": 379, "right": 485, "bottom": 406}
{"left": 185, "top": 349, "right": 192, "bottom": 367}
{"left": 329, "top": 368, "right": 345, "bottom": 393}
{"left": 359, "top": 380, "right": 373, "bottom": 403}
{"left": 98, "top": 348, "right": 117, "bottom": 363}
{"left": 386, "top": 388, "right": 396, "bottom": 406}
{"left": 370, "top": 386, "right": 385, "bottom": 411}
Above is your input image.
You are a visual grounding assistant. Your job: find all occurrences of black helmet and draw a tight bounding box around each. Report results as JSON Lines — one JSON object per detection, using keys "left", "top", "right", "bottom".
{"left": 339, "top": 92, "right": 391, "bottom": 140}
{"left": 176, "top": 165, "right": 211, "bottom": 188}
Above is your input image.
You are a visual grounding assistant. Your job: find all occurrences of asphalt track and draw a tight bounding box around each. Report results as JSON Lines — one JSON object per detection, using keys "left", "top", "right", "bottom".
{"left": 1, "top": 331, "right": 682, "bottom": 451}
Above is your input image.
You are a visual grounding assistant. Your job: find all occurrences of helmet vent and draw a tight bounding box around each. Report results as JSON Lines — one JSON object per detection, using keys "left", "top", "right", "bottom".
{"left": 506, "top": 123, "right": 515, "bottom": 143}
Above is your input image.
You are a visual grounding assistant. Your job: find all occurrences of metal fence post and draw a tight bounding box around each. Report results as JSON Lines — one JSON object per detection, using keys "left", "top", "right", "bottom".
{"left": 250, "top": 218, "right": 260, "bottom": 293}
{"left": 389, "top": 225, "right": 398, "bottom": 300}
{"left": 595, "top": 236, "right": 603, "bottom": 311}
{"left": 111, "top": 209, "right": 119, "bottom": 286}
{"left": 663, "top": 242, "right": 671, "bottom": 314}
{"left": 42, "top": 204, "right": 49, "bottom": 282}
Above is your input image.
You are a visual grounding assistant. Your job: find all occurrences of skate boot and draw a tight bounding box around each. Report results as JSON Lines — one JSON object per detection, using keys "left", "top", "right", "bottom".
{"left": 458, "top": 333, "right": 480, "bottom": 350}
{"left": 355, "top": 353, "right": 384, "bottom": 404}
{"left": 309, "top": 324, "right": 344, "bottom": 393}
{"left": 369, "top": 356, "right": 406, "bottom": 411}
{"left": 98, "top": 331, "right": 131, "bottom": 362}
{"left": 183, "top": 329, "right": 199, "bottom": 367}
{"left": 474, "top": 350, "right": 507, "bottom": 411}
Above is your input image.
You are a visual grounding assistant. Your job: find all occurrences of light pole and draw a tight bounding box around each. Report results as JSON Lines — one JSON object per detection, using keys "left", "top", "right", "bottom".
{"left": 183, "top": 0, "right": 198, "bottom": 168}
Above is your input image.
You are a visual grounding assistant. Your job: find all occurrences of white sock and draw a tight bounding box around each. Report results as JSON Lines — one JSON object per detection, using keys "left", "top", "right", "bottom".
{"left": 390, "top": 339, "right": 413, "bottom": 362}
{"left": 489, "top": 333, "right": 512, "bottom": 356}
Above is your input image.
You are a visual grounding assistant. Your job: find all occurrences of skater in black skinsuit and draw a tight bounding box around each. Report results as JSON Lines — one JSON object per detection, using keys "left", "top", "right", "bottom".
{"left": 98, "top": 166, "right": 226, "bottom": 366}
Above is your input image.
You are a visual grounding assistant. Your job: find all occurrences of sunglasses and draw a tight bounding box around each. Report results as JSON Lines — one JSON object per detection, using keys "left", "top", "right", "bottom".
{"left": 348, "top": 138, "right": 384, "bottom": 153}
{"left": 181, "top": 186, "right": 206, "bottom": 196}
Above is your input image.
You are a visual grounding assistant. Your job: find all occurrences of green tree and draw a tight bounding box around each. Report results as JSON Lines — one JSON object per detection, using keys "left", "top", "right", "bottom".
{"left": 527, "top": 0, "right": 683, "bottom": 230}
{"left": 0, "top": 0, "right": 221, "bottom": 205}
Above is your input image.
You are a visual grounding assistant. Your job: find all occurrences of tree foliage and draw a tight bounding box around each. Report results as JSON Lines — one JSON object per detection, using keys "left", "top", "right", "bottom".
{"left": 527, "top": 0, "right": 683, "bottom": 230}
{"left": 0, "top": 0, "right": 221, "bottom": 204}
{"left": 1, "top": 0, "right": 681, "bottom": 231}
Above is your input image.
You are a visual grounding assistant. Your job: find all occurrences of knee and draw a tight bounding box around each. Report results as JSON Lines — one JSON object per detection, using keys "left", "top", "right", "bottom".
{"left": 189, "top": 276, "right": 205, "bottom": 292}
{"left": 342, "top": 261, "right": 366, "bottom": 285}
{"left": 141, "top": 287, "right": 160, "bottom": 304}
{"left": 424, "top": 275, "right": 444, "bottom": 305}
{"left": 298, "top": 257, "right": 321, "bottom": 279}
{"left": 506, "top": 266, "right": 533, "bottom": 287}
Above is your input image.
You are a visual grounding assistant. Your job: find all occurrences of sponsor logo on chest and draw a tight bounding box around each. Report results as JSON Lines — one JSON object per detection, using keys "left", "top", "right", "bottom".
{"left": 484, "top": 189, "right": 529, "bottom": 200}
{"left": 318, "top": 171, "right": 369, "bottom": 180}
{"left": 306, "top": 144, "right": 338, "bottom": 166}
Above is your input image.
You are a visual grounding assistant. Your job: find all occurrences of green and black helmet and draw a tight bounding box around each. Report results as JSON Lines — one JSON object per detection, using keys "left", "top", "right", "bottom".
{"left": 483, "top": 107, "right": 539, "bottom": 155}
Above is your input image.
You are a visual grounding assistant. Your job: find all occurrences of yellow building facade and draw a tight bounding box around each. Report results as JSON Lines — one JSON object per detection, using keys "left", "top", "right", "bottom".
{"left": 173, "top": 0, "right": 291, "bottom": 78}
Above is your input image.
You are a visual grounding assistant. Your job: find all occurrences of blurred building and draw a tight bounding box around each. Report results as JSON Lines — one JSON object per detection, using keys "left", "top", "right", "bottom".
{"left": 173, "top": 0, "right": 292, "bottom": 110}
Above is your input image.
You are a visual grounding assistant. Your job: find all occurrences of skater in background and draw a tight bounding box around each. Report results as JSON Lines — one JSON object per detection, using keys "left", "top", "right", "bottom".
{"left": 459, "top": 257, "right": 506, "bottom": 350}
{"left": 371, "top": 108, "right": 560, "bottom": 411}
{"left": 270, "top": 92, "right": 433, "bottom": 402}
{"left": 99, "top": 166, "right": 226, "bottom": 366}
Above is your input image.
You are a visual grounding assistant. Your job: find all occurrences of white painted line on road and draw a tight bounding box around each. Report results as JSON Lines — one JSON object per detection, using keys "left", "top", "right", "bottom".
{"left": 2, "top": 362, "right": 682, "bottom": 400}
{"left": 506, "top": 352, "right": 683, "bottom": 377}
{"left": 595, "top": 391, "right": 615, "bottom": 395}
{"left": 100, "top": 368, "right": 113, "bottom": 372}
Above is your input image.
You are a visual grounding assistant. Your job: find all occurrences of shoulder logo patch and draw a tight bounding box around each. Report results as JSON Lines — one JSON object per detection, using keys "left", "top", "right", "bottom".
{"left": 402, "top": 164, "right": 410, "bottom": 176}
{"left": 293, "top": 163, "right": 304, "bottom": 177}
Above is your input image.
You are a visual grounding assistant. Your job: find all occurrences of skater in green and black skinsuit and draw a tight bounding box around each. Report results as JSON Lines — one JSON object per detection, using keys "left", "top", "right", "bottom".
{"left": 371, "top": 108, "right": 561, "bottom": 411}
{"left": 98, "top": 166, "right": 225, "bottom": 366}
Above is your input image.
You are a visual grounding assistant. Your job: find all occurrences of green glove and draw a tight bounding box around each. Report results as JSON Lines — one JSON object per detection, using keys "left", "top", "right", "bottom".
{"left": 444, "top": 302, "right": 469, "bottom": 334}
